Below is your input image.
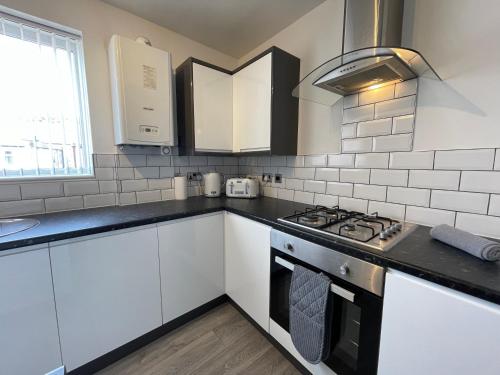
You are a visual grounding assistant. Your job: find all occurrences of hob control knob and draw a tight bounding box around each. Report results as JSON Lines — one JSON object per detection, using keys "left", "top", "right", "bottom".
{"left": 340, "top": 262, "right": 349, "bottom": 275}
{"left": 395, "top": 223, "right": 403, "bottom": 231}
{"left": 379, "top": 231, "right": 388, "bottom": 240}
{"left": 390, "top": 225, "right": 398, "bottom": 234}
{"left": 285, "top": 242, "right": 294, "bottom": 252}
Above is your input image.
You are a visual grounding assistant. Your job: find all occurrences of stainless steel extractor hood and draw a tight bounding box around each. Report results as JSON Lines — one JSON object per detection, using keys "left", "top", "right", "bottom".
{"left": 293, "top": 0, "right": 441, "bottom": 105}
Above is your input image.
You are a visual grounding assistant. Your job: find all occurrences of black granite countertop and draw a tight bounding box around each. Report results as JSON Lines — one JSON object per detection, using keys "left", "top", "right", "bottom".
{"left": 1, "top": 196, "right": 500, "bottom": 305}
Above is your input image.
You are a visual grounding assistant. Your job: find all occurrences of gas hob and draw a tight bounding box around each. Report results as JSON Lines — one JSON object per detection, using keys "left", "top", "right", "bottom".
{"left": 277, "top": 206, "right": 417, "bottom": 252}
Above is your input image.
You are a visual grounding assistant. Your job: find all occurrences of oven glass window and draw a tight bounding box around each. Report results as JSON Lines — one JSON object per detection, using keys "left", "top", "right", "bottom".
{"left": 332, "top": 300, "right": 362, "bottom": 371}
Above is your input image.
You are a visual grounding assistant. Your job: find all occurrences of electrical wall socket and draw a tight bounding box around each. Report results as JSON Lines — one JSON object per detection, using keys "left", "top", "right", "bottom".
{"left": 274, "top": 174, "right": 282, "bottom": 184}
{"left": 262, "top": 173, "right": 272, "bottom": 183}
{"left": 187, "top": 172, "right": 202, "bottom": 181}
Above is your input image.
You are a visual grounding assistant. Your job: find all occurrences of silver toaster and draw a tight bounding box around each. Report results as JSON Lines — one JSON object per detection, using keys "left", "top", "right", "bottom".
{"left": 226, "top": 178, "right": 259, "bottom": 198}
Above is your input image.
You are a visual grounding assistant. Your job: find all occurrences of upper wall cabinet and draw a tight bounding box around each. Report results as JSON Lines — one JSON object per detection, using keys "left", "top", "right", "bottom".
{"left": 176, "top": 47, "right": 300, "bottom": 155}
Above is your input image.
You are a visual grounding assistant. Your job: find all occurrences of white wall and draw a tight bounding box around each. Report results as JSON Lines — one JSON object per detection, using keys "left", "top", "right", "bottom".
{"left": 406, "top": 0, "right": 500, "bottom": 151}
{"left": 0, "top": 0, "right": 238, "bottom": 154}
{"left": 238, "top": 0, "right": 345, "bottom": 156}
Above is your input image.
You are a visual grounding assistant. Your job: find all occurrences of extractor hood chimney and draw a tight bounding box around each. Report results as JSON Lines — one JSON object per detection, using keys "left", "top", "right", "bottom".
{"left": 293, "top": 0, "right": 441, "bottom": 105}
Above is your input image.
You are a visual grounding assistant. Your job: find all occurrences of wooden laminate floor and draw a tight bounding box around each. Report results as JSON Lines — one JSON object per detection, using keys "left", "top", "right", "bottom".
{"left": 97, "top": 303, "right": 301, "bottom": 375}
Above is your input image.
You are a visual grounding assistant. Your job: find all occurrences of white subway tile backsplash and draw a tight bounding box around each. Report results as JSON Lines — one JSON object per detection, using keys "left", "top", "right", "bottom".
{"left": 223, "top": 157, "right": 239, "bottom": 166}
{"left": 328, "top": 154, "right": 355, "bottom": 168}
{"left": 271, "top": 156, "right": 287, "bottom": 167}
{"left": 117, "top": 167, "right": 134, "bottom": 180}
{"left": 434, "top": 149, "right": 495, "bottom": 170}
{"left": 405, "top": 206, "right": 456, "bottom": 227}
{"left": 342, "top": 138, "right": 373, "bottom": 153}
{"left": 314, "top": 194, "right": 339, "bottom": 207}
{"left": 99, "top": 180, "right": 118, "bottom": 194}
{"left": 45, "top": 196, "right": 83, "bottom": 212}
{"left": 368, "top": 201, "right": 405, "bottom": 220}
{"left": 389, "top": 151, "right": 434, "bottom": 169}
{"left": 134, "top": 167, "right": 160, "bottom": 179}
{"left": 148, "top": 178, "right": 172, "bottom": 190}
{"left": 374, "top": 96, "right": 415, "bottom": 119}
{"left": 277, "top": 167, "right": 294, "bottom": 177}
{"left": 339, "top": 197, "right": 368, "bottom": 213}
{"left": 343, "top": 94, "right": 358, "bottom": 109}
{"left": 409, "top": 170, "right": 460, "bottom": 190}
{"left": 489, "top": 195, "right": 500, "bottom": 216}
{"left": 326, "top": 182, "right": 353, "bottom": 197}
{"left": 387, "top": 187, "right": 430, "bottom": 207}
{"left": 340, "top": 169, "right": 370, "bottom": 184}
{"left": 304, "top": 180, "right": 326, "bottom": 194}
{"left": 287, "top": 156, "right": 305, "bottom": 168}
{"left": 343, "top": 104, "right": 374, "bottom": 123}
{"left": 121, "top": 179, "right": 148, "bottom": 193}
{"left": 147, "top": 155, "right": 171, "bottom": 166}
{"left": 159, "top": 167, "right": 175, "bottom": 178}
{"left": 460, "top": 171, "right": 500, "bottom": 193}
{"left": 495, "top": 150, "right": 500, "bottom": 170}
{"left": 355, "top": 153, "right": 389, "bottom": 169}
{"left": 456, "top": 213, "right": 500, "bottom": 239}
{"left": 304, "top": 155, "right": 327, "bottom": 167}
{"left": 189, "top": 156, "right": 208, "bottom": 166}
{"left": 359, "top": 85, "right": 394, "bottom": 105}
{"left": 294, "top": 168, "right": 315, "bottom": 180}
{"left": 64, "top": 181, "right": 99, "bottom": 196}
{"left": 392, "top": 115, "right": 414, "bottom": 134}
{"left": 118, "top": 192, "right": 136, "bottom": 205}
{"left": 0, "top": 185, "right": 21, "bottom": 201}
{"left": 373, "top": 134, "right": 413, "bottom": 152}
{"left": 278, "top": 188, "right": 294, "bottom": 201}
{"left": 285, "top": 178, "right": 304, "bottom": 190}
{"left": 294, "top": 191, "right": 314, "bottom": 205}
{"left": 341, "top": 124, "right": 357, "bottom": 139}
{"left": 172, "top": 156, "right": 190, "bottom": 167}
{"left": 84, "top": 193, "right": 116, "bottom": 208}
{"left": 119, "top": 154, "right": 146, "bottom": 167}
{"left": 161, "top": 189, "right": 175, "bottom": 201}
{"left": 430, "top": 190, "right": 489, "bottom": 214}
{"left": 95, "top": 168, "right": 115, "bottom": 180}
{"left": 353, "top": 184, "right": 386, "bottom": 201}
{"left": 0, "top": 199, "right": 44, "bottom": 217}
{"left": 395, "top": 79, "right": 418, "bottom": 98}
{"left": 315, "top": 168, "right": 340, "bottom": 182}
{"left": 357, "top": 118, "right": 392, "bottom": 137}
{"left": 136, "top": 190, "right": 162, "bottom": 203}
{"left": 21, "top": 182, "right": 63, "bottom": 199}
{"left": 96, "top": 154, "right": 116, "bottom": 168}
{"left": 370, "top": 169, "right": 408, "bottom": 186}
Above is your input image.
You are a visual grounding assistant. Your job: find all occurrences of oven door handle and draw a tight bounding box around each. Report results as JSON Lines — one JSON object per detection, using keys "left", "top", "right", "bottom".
{"left": 275, "top": 256, "right": 355, "bottom": 303}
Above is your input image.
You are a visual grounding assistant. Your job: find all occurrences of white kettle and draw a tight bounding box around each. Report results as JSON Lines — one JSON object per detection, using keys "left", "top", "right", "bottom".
{"left": 203, "top": 172, "right": 222, "bottom": 197}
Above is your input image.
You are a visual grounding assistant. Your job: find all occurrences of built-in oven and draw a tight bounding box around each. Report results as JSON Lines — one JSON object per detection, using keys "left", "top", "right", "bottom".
{"left": 270, "top": 230, "right": 385, "bottom": 375}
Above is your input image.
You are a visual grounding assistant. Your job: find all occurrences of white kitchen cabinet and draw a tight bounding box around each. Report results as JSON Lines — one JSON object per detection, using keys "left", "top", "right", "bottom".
{"left": 50, "top": 226, "right": 162, "bottom": 371}
{"left": 193, "top": 63, "right": 233, "bottom": 152}
{"left": 233, "top": 52, "right": 272, "bottom": 152}
{"left": 157, "top": 213, "right": 225, "bottom": 323}
{"left": 224, "top": 212, "right": 271, "bottom": 331}
{"left": 378, "top": 270, "right": 500, "bottom": 375}
{"left": 0, "top": 246, "right": 62, "bottom": 375}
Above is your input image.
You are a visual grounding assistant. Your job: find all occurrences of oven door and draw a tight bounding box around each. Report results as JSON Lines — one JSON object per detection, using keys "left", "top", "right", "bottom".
{"left": 270, "top": 248, "right": 383, "bottom": 375}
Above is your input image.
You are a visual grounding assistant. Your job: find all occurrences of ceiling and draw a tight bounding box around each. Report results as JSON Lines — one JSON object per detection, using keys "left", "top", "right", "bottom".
{"left": 103, "top": 0, "right": 326, "bottom": 58}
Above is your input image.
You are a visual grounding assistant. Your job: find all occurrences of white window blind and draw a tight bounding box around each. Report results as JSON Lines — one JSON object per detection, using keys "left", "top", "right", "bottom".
{"left": 0, "top": 11, "right": 93, "bottom": 179}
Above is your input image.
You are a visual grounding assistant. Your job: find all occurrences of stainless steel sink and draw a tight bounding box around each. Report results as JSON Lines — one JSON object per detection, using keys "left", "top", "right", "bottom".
{"left": 0, "top": 218, "right": 40, "bottom": 237}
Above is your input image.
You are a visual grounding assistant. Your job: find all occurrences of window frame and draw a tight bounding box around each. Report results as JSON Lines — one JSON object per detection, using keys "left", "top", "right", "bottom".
{"left": 0, "top": 5, "right": 94, "bottom": 181}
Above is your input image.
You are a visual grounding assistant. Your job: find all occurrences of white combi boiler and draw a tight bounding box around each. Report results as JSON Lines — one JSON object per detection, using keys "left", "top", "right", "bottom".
{"left": 109, "top": 35, "right": 175, "bottom": 146}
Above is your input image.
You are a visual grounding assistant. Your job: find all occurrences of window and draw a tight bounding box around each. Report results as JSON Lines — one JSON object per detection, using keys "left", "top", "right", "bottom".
{"left": 0, "top": 9, "right": 92, "bottom": 179}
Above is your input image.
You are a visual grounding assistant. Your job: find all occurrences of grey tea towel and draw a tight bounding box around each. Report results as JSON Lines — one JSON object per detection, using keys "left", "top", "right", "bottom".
{"left": 289, "top": 264, "right": 332, "bottom": 364}
{"left": 430, "top": 224, "right": 500, "bottom": 261}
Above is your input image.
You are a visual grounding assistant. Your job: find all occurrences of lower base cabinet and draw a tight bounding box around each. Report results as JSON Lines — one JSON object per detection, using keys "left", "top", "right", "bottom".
{"left": 0, "top": 246, "right": 62, "bottom": 375}
{"left": 157, "top": 213, "right": 225, "bottom": 323}
{"left": 224, "top": 212, "right": 271, "bottom": 331}
{"left": 378, "top": 270, "right": 500, "bottom": 375}
{"left": 50, "top": 226, "right": 163, "bottom": 371}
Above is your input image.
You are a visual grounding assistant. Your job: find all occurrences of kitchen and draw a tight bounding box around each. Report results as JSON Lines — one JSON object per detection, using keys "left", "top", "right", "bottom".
{"left": 0, "top": 0, "right": 499, "bottom": 374}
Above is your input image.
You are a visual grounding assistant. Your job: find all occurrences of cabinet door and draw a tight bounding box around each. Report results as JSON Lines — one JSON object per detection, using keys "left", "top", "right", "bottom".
{"left": 233, "top": 53, "right": 272, "bottom": 152}
{"left": 0, "top": 246, "right": 62, "bottom": 375}
{"left": 224, "top": 212, "right": 271, "bottom": 331}
{"left": 158, "top": 213, "right": 224, "bottom": 323}
{"left": 193, "top": 63, "right": 233, "bottom": 152}
{"left": 378, "top": 270, "right": 500, "bottom": 375}
{"left": 50, "top": 227, "right": 162, "bottom": 371}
